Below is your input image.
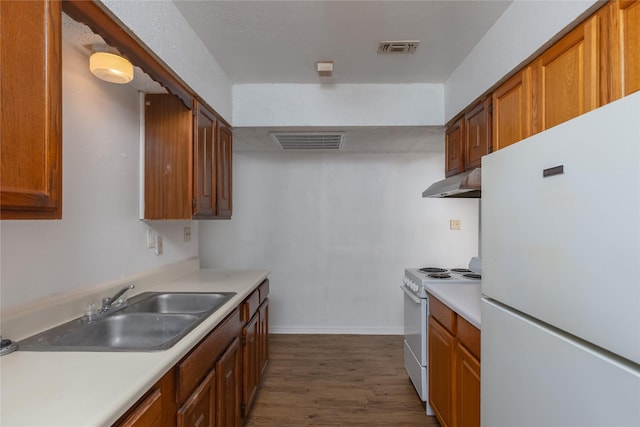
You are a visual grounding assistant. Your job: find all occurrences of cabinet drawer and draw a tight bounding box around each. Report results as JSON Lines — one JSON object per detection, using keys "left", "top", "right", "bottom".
{"left": 117, "top": 389, "right": 162, "bottom": 427}
{"left": 258, "top": 279, "right": 270, "bottom": 304}
{"left": 457, "top": 316, "right": 481, "bottom": 360}
{"left": 428, "top": 294, "right": 457, "bottom": 334}
{"left": 176, "top": 308, "right": 241, "bottom": 403}
{"left": 177, "top": 370, "right": 215, "bottom": 427}
{"left": 241, "top": 289, "right": 260, "bottom": 322}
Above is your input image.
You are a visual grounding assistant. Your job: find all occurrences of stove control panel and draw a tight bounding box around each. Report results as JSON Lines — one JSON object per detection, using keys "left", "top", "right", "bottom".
{"left": 403, "top": 275, "right": 421, "bottom": 294}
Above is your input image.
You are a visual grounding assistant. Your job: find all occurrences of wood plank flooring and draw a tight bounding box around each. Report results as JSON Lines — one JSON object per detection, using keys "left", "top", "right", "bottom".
{"left": 244, "top": 334, "right": 441, "bottom": 426}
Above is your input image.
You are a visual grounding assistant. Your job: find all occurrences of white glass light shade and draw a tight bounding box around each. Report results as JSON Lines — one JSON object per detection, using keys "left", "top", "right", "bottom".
{"left": 89, "top": 52, "right": 134, "bottom": 84}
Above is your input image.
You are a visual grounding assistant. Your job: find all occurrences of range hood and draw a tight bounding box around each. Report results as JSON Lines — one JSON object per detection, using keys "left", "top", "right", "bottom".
{"left": 422, "top": 168, "right": 481, "bottom": 198}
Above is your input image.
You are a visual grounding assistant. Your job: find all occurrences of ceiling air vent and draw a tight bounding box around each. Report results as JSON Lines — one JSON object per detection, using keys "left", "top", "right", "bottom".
{"left": 377, "top": 40, "right": 420, "bottom": 54}
{"left": 270, "top": 132, "right": 346, "bottom": 150}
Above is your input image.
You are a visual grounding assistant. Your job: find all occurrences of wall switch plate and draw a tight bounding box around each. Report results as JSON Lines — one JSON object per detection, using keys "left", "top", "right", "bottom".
{"left": 155, "top": 235, "right": 163, "bottom": 255}
{"left": 450, "top": 219, "right": 462, "bottom": 230}
{"left": 184, "top": 226, "right": 191, "bottom": 242}
{"left": 146, "top": 229, "right": 156, "bottom": 249}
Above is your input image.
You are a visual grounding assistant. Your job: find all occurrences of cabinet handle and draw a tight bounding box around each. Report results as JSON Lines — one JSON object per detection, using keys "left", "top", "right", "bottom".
{"left": 194, "top": 413, "right": 205, "bottom": 427}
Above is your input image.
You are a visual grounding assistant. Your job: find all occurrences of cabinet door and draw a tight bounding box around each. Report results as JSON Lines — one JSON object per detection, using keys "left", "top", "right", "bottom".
{"left": 456, "top": 343, "right": 480, "bottom": 427}
{"left": 532, "top": 16, "right": 599, "bottom": 133}
{"left": 464, "top": 98, "right": 491, "bottom": 169}
{"left": 242, "top": 313, "right": 259, "bottom": 415}
{"left": 177, "top": 370, "right": 215, "bottom": 427}
{"left": 216, "top": 125, "right": 233, "bottom": 218}
{"left": 492, "top": 67, "right": 532, "bottom": 150}
{"left": 607, "top": 0, "right": 640, "bottom": 99}
{"left": 258, "top": 299, "right": 270, "bottom": 378}
{"left": 445, "top": 118, "right": 464, "bottom": 177}
{"left": 119, "top": 389, "right": 162, "bottom": 427}
{"left": 1, "top": 0, "right": 62, "bottom": 219}
{"left": 216, "top": 337, "right": 242, "bottom": 427}
{"left": 429, "top": 316, "right": 455, "bottom": 427}
{"left": 193, "top": 104, "right": 216, "bottom": 218}
{"left": 144, "top": 94, "right": 193, "bottom": 219}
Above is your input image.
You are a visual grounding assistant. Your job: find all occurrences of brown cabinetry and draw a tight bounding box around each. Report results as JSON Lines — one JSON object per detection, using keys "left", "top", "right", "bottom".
{"left": 464, "top": 98, "right": 492, "bottom": 170}
{"left": 118, "top": 389, "right": 163, "bottom": 427}
{"left": 492, "top": 67, "right": 532, "bottom": 151}
{"left": 144, "top": 94, "right": 232, "bottom": 219}
{"left": 1, "top": 0, "right": 62, "bottom": 220}
{"left": 216, "top": 337, "right": 242, "bottom": 427}
{"left": 177, "top": 371, "right": 215, "bottom": 427}
{"left": 532, "top": 16, "right": 599, "bottom": 134}
{"left": 428, "top": 294, "right": 481, "bottom": 427}
{"left": 445, "top": 118, "right": 465, "bottom": 177}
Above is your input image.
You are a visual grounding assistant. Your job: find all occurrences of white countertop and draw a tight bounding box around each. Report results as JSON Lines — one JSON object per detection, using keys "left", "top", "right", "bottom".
{"left": 424, "top": 282, "right": 482, "bottom": 328}
{"left": 0, "top": 268, "right": 269, "bottom": 427}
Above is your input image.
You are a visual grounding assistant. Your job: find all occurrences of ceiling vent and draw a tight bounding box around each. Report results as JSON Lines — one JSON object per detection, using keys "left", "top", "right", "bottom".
{"left": 270, "top": 132, "right": 346, "bottom": 150}
{"left": 377, "top": 40, "right": 420, "bottom": 54}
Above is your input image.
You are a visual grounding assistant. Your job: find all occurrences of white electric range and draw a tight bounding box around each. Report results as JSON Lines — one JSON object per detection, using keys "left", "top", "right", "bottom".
{"left": 401, "top": 259, "right": 481, "bottom": 414}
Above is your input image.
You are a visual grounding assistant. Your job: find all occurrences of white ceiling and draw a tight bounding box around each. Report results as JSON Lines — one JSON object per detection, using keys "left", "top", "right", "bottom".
{"left": 173, "top": 0, "right": 512, "bottom": 84}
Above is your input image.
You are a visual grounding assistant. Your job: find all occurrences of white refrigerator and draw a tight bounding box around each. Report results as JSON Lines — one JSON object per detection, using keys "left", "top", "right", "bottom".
{"left": 481, "top": 92, "right": 640, "bottom": 426}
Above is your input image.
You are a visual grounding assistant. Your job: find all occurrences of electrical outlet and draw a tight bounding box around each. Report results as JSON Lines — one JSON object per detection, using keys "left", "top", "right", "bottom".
{"left": 184, "top": 226, "right": 191, "bottom": 242}
{"left": 450, "top": 219, "right": 462, "bottom": 230}
{"left": 146, "top": 229, "right": 156, "bottom": 249}
{"left": 155, "top": 234, "right": 163, "bottom": 256}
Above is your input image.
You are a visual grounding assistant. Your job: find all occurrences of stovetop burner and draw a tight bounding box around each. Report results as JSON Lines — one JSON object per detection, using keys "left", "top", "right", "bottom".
{"left": 451, "top": 268, "right": 472, "bottom": 273}
{"left": 419, "top": 267, "right": 448, "bottom": 274}
{"left": 428, "top": 272, "right": 452, "bottom": 279}
{"left": 463, "top": 273, "right": 482, "bottom": 279}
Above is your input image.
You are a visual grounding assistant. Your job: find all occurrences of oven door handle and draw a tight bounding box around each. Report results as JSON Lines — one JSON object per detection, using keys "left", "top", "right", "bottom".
{"left": 401, "top": 285, "right": 422, "bottom": 304}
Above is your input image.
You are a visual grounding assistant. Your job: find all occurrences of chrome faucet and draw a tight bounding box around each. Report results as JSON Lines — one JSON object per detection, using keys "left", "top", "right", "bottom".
{"left": 100, "top": 284, "right": 135, "bottom": 313}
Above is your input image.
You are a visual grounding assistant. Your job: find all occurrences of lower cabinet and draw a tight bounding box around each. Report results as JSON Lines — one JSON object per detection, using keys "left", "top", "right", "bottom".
{"left": 428, "top": 294, "right": 481, "bottom": 427}
{"left": 114, "top": 282, "right": 270, "bottom": 427}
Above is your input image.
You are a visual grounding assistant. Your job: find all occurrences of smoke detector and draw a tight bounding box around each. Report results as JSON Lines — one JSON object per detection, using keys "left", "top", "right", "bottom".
{"left": 377, "top": 40, "right": 420, "bottom": 54}
{"left": 270, "top": 132, "right": 346, "bottom": 150}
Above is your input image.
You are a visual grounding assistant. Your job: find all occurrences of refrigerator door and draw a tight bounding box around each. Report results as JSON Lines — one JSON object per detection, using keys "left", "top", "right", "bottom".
{"left": 482, "top": 92, "right": 640, "bottom": 364}
{"left": 482, "top": 299, "right": 640, "bottom": 427}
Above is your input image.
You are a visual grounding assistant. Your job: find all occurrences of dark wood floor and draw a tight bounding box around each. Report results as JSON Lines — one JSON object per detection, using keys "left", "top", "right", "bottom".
{"left": 244, "top": 334, "right": 441, "bottom": 426}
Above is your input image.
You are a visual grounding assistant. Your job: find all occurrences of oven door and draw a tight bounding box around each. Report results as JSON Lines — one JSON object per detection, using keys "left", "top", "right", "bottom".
{"left": 403, "top": 285, "right": 427, "bottom": 365}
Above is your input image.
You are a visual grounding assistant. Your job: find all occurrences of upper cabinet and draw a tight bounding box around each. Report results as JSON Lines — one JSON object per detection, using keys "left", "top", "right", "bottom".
{"left": 1, "top": 0, "right": 62, "bottom": 219}
{"left": 445, "top": 98, "right": 491, "bottom": 177}
{"left": 464, "top": 98, "right": 491, "bottom": 170}
{"left": 531, "top": 15, "right": 599, "bottom": 134}
{"left": 492, "top": 67, "right": 532, "bottom": 151}
{"left": 144, "top": 94, "right": 232, "bottom": 220}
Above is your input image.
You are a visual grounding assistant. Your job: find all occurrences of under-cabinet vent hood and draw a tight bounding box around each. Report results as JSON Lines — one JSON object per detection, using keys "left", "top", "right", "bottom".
{"left": 270, "top": 132, "right": 345, "bottom": 150}
{"left": 422, "top": 168, "right": 481, "bottom": 198}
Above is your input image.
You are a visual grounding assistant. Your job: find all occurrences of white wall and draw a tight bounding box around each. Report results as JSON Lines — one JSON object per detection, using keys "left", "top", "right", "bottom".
{"left": 0, "top": 24, "right": 198, "bottom": 310}
{"left": 444, "top": 0, "right": 600, "bottom": 120}
{"left": 233, "top": 83, "right": 444, "bottom": 127}
{"left": 199, "top": 150, "right": 479, "bottom": 334}
{"left": 100, "top": 0, "right": 233, "bottom": 122}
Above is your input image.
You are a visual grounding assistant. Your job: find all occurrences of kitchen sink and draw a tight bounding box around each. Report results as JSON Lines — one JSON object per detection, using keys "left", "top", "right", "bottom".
{"left": 18, "top": 291, "right": 236, "bottom": 352}
{"left": 122, "top": 292, "right": 233, "bottom": 314}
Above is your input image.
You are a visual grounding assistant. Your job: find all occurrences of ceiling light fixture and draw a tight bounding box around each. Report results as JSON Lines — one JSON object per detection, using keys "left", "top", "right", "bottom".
{"left": 316, "top": 61, "right": 333, "bottom": 77}
{"left": 89, "top": 51, "right": 134, "bottom": 84}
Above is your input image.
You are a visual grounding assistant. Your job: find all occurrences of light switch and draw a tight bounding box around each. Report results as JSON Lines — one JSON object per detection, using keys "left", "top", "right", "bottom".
{"left": 146, "top": 229, "right": 156, "bottom": 249}
{"left": 184, "top": 227, "right": 191, "bottom": 242}
{"left": 450, "top": 219, "right": 461, "bottom": 230}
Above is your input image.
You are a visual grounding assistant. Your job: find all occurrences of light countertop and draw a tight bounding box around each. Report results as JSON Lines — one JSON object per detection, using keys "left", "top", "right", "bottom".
{"left": 0, "top": 268, "right": 269, "bottom": 427}
{"left": 424, "top": 281, "right": 481, "bottom": 328}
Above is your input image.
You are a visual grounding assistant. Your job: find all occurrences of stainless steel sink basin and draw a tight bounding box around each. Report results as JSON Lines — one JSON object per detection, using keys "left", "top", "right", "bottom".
{"left": 18, "top": 291, "right": 236, "bottom": 352}
{"left": 53, "top": 313, "right": 200, "bottom": 350}
{"left": 123, "top": 292, "right": 234, "bottom": 314}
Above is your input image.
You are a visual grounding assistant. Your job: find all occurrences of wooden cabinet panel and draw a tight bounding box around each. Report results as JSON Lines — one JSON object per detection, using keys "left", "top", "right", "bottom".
{"left": 216, "top": 124, "right": 233, "bottom": 218}
{"left": 492, "top": 67, "right": 532, "bottom": 150}
{"left": 259, "top": 299, "right": 270, "bottom": 378}
{"left": 216, "top": 337, "right": 242, "bottom": 427}
{"left": 1, "top": 0, "right": 62, "bottom": 219}
{"left": 242, "top": 313, "right": 259, "bottom": 415}
{"left": 456, "top": 343, "right": 481, "bottom": 427}
{"left": 619, "top": 0, "right": 640, "bottom": 96}
{"left": 532, "top": 16, "right": 599, "bottom": 133}
{"left": 429, "top": 295, "right": 456, "bottom": 334}
{"left": 241, "top": 289, "right": 260, "bottom": 322}
{"left": 144, "top": 94, "right": 193, "bottom": 219}
{"left": 429, "top": 316, "right": 455, "bottom": 427}
{"left": 118, "top": 389, "right": 162, "bottom": 427}
{"left": 457, "top": 316, "right": 481, "bottom": 361}
{"left": 464, "top": 98, "right": 491, "bottom": 169}
{"left": 193, "top": 104, "right": 216, "bottom": 218}
{"left": 445, "top": 118, "right": 465, "bottom": 177}
{"left": 177, "top": 370, "right": 215, "bottom": 427}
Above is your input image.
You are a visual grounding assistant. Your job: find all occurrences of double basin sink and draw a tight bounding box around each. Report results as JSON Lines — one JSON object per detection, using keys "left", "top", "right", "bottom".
{"left": 19, "top": 292, "right": 236, "bottom": 352}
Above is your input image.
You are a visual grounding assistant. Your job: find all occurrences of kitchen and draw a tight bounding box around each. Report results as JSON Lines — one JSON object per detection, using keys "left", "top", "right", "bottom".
{"left": 1, "top": 1, "right": 639, "bottom": 426}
